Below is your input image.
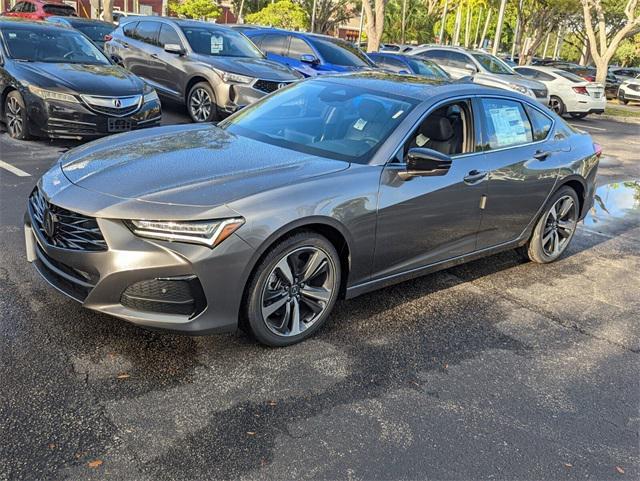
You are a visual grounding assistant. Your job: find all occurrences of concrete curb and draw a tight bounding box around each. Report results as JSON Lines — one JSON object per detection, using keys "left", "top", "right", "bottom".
{"left": 599, "top": 114, "right": 640, "bottom": 125}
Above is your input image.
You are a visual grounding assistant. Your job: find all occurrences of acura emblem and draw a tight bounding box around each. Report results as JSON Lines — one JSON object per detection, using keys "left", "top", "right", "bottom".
{"left": 42, "top": 208, "right": 57, "bottom": 239}
{"left": 113, "top": 98, "right": 122, "bottom": 108}
{"left": 278, "top": 82, "right": 287, "bottom": 89}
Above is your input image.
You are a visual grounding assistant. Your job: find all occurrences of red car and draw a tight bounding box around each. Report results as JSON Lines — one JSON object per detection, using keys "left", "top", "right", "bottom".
{"left": 3, "top": 0, "right": 75, "bottom": 20}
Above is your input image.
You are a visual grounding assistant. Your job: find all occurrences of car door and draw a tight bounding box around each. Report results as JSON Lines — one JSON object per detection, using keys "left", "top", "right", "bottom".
{"left": 255, "top": 33, "right": 290, "bottom": 65}
{"left": 373, "top": 98, "right": 488, "bottom": 280}
{"left": 126, "top": 21, "right": 164, "bottom": 85}
{"left": 142, "top": 22, "right": 185, "bottom": 98}
{"left": 474, "top": 97, "right": 559, "bottom": 250}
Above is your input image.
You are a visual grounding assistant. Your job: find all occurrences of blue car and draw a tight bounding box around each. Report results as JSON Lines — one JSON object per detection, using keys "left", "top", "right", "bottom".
{"left": 368, "top": 52, "right": 451, "bottom": 80}
{"left": 237, "top": 27, "right": 376, "bottom": 77}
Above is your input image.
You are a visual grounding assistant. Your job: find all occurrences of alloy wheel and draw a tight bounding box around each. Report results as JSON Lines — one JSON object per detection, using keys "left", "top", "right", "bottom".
{"left": 261, "top": 246, "right": 336, "bottom": 337}
{"left": 549, "top": 96, "right": 563, "bottom": 115}
{"left": 541, "top": 195, "right": 577, "bottom": 257}
{"left": 6, "top": 97, "right": 24, "bottom": 138}
{"left": 189, "top": 87, "right": 212, "bottom": 122}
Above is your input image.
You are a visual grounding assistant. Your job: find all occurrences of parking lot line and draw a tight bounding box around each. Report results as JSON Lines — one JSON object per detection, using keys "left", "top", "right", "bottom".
{"left": 0, "top": 159, "right": 31, "bottom": 177}
{"left": 570, "top": 124, "right": 606, "bottom": 131}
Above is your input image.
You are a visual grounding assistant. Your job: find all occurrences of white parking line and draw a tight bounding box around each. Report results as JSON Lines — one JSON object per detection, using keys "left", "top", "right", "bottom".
{"left": 570, "top": 124, "right": 606, "bottom": 131}
{"left": 0, "top": 159, "right": 31, "bottom": 177}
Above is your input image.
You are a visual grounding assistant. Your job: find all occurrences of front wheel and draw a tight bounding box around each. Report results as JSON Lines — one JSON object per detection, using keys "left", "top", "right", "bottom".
{"left": 569, "top": 112, "right": 588, "bottom": 119}
{"left": 618, "top": 91, "right": 628, "bottom": 105}
{"left": 187, "top": 82, "right": 217, "bottom": 123}
{"left": 4, "top": 90, "right": 31, "bottom": 140}
{"left": 244, "top": 232, "right": 341, "bottom": 346}
{"left": 521, "top": 186, "right": 580, "bottom": 264}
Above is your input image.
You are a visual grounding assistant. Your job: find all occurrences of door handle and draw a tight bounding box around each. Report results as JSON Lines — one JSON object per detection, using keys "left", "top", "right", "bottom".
{"left": 121, "top": 42, "right": 129, "bottom": 48}
{"left": 150, "top": 53, "right": 159, "bottom": 58}
{"left": 464, "top": 170, "right": 488, "bottom": 184}
{"left": 533, "top": 150, "right": 551, "bottom": 160}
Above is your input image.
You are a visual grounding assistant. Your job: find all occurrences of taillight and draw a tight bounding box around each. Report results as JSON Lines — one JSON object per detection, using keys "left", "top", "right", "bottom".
{"left": 104, "top": 34, "right": 112, "bottom": 42}
{"left": 572, "top": 86, "right": 589, "bottom": 95}
{"left": 594, "top": 143, "right": 602, "bottom": 158}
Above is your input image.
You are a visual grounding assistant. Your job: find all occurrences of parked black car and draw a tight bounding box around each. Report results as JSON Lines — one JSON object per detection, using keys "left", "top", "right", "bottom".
{"left": 46, "top": 16, "right": 115, "bottom": 51}
{"left": 105, "top": 18, "right": 301, "bottom": 122}
{"left": 0, "top": 19, "right": 161, "bottom": 140}
{"left": 368, "top": 52, "right": 450, "bottom": 80}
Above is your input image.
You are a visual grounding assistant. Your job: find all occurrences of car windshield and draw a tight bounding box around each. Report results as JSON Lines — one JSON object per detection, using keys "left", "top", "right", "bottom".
{"left": 307, "top": 37, "right": 373, "bottom": 67}
{"left": 221, "top": 80, "right": 417, "bottom": 163}
{"left": 72, "top": 22, "right": 114, "bottom": 43}
{"left": 472, "top": 53, "right": 514, "bottom": 74}
{"left": 180, "top": 25, "right": 263, "bottom": 58}
{"left": 405, "top": 58, "right": 449, "bottom": 78}
{"left": 43, "top": 4, "right": 75, "bottom": 15}
{"left": 554, "top": 70, "right": 585, "bottom": 83}
{"left": 1, "top": 26, "right": 109, "bottom": 64}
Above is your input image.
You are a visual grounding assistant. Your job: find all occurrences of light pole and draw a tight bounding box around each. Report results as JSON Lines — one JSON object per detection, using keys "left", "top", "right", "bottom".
{"left": 464, "top": 1, "right": 471, "bottom": 47}
{"left": 474, "top": 6, "right": 483, "bottom": 48}
{"left": 310, "top": 0, "right": 317, "bottom": 32}
{"left": 438, "top": 0, "right": 449, "bottom": 44}
{"left": 452, "top": 6, "right": 462, "bottom": 45}
{"left": 358, "top": 1, "right": 364, "bottom": 45}
{"left": 491, "top": 0, "right": 508, "bottom": 55}
{"left": 542, "top": 32, "right": 550, "bottom": 58}
{"left": 401, "top": 0, "right": 407, "bottom": 44}
{"left": 479, "top": 8, "right": 492, "bottom": 49}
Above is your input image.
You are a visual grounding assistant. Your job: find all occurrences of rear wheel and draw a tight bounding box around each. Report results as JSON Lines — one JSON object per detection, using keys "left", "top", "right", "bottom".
{"left": 618, "top": 90, "right": 628, "bottom": 105}
{"left": 521, "top": 186, "right": 580, "bottom": 264}
{"left": 244, "top": 232, "right": 341, "bottom": 346}
{"left": 569, "top": 112, "right": 588, "bottom": 119}
{"left": 549, "top": 95, "right": 565, "bottom": 116}
{"left": 4, "top": 91, "right": 30, "bottom": 140}
{"left": 187, "top": 82, "right": 217, "bottom": 123}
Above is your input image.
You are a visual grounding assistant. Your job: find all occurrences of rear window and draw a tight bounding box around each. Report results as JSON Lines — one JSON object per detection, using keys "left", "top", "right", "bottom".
{"left": 307, "top": 37, "right": 373, "bottom": 67}
{"left": 43, "top": 4, "right": 76, "bottom": 15}
{"left": 553, "top": 70, "right": 584, "bottom": 83}
{"left": 72, "top": 22, "right": 114, "bottom": 42}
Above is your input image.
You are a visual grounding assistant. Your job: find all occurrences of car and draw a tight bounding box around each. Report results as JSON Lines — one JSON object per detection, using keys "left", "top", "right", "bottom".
{"left": 106, "top": 18, "right": 301, "bottom": 122}
{"left": 3, "top": 0, "right": 75, "bottom": 20}
{"left": 551, "top": 64, "right": 620, "bottom": 99}
{"left": 0, "top": 19, "right": 161, "bottom": 140}
{"left": 514, "top": 65, "right": 606, "bottom": 118}
{"left": 368, "top": 52, "right": 451, "bottom": 80}
{"left": 609, "top": 67, "right": 640, "bottom": 82}
{"left": 25, "top": 72, "right": 601, "bottom": 346}
{"left": 111, "top": 11, "right": 142, "bottom": 25}
{"left": 617, "top": 74, "right": 640, "bottom": 104}
{"left": 46, "top": 16, "right": 115, "bottom": 51}
{"left": 240, "top": 27, "right": 376, "bottom": 77}
{"left": 408, "top": 46, "right": 550, "bottom": 105}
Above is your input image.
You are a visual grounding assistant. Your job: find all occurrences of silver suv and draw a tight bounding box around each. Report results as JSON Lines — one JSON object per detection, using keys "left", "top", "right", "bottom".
{"left": 409, "top": 46, "right": 549, "bottom": 105}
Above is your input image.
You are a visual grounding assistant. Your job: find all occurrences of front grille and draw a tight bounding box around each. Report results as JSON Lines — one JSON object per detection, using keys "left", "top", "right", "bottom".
{"left": 34, "top": 244, "right": 94, "bottom": 302}
{"left": 254, "top": 79, "right": 290, "bottom": 93}
{"left": 533, "top": 88, "right": 548, "bottom": 98}
{"left": 89, "top": 104, "right": 139, "bottom": 116}
{"left": 120, "top": 277, "right": 206, "bottom": 317}
{"left": 29, "top": 188, "right": 107, "bottom": 251}
{"left": 80, "top": 95, "right": 142, "bottom": 117}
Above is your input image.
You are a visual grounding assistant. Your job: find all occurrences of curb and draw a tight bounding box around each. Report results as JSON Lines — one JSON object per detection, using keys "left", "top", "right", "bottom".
{"left": 599, "top": 114, "right": 640, "bottom": 124}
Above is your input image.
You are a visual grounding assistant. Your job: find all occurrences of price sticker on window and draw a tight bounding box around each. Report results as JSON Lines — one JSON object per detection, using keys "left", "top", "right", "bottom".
{"left": 210, "top": 35, "right": 223, "bottom": 54}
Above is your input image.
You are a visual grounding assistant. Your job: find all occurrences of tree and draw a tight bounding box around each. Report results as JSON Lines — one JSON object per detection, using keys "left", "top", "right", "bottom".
{"left": 613, "top": 35, "right": 640, "bottom": 66}
{"left": 301, "top": 0, "right": 355, "bottom": 35}
{"left": 580, "top": 0, "right": 640, "bottom": 82}
{"left": 245, "top": 0, "right": 309, "bottom": 29}
{"left": 170, "top": 0, "right": 222, "bottom": 19}
{"left": 363, "top": 0, "right": 388, "bottom": 51}
{"left": 382, "top": 0, "right": 441, "bottom": 44}
{"left": 102, "top": 0, "right": 113, "bottom": 22}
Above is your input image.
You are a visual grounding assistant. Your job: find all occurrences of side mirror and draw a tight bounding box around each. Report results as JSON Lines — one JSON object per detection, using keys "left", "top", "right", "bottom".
{"left": 464, "top": 63, "right": 477, "bottom": 74}
{"left": 110, "top": 54, "right": 123, "bottom": 66}
{"left": 399, "top": 148, "right": 452, "bottom": 180}
{"left": 398, "top": 69, "right": 411, "bottom": 74}
{"left": 300, "top": 54, "right": 319, "bottom": 65}
{"left": 164, "top": 43, "right": 184, "bottom": 55}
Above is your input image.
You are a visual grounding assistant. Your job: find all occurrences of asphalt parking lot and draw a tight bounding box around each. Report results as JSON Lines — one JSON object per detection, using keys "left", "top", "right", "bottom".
{"left": 0, "top": 108, "right": 639, "bottom": 480}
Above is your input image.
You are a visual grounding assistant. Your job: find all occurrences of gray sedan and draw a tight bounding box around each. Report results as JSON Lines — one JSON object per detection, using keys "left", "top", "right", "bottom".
{"left": 25, "top": 73, "right": 600, "bottom": 346}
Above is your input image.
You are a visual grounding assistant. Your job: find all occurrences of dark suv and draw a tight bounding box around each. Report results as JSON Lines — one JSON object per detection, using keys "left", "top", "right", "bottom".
{"left": 105, "top": 17, "right": 301, "bottom": 122}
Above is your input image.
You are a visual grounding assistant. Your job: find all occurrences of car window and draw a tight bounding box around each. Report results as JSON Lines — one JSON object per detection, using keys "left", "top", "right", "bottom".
{"left": 134, "top": 21, "right": 160, "bottom": 46}
{"left": 419, "top": 49, "right": 449, "bottom": 65}
{"left": 23, "top": 2, "right": 36, "bottom": 12}
{"left": 43, "top": 3, "right": 75, "bottom": 15}
{"left": 9, "top": 2, "right": 24, "bottom": 12}
{"left": 158, "top": 24, "right": 182, "bottom": 47}
{"left": 371, "top": 55, "right": 406, "bottom": 72}
{"left": 122, "top": 21, "right": 138, "bottom": 37}
{"left": 472, "top": 52, "right": 514, "bottom": 74}
{"left": 288, "top": 36, "right": 314, "bottom": 58}
{"left": 447, "top": 51, "right": 470, "bottom": 69}
{"left": 480, "top": 98, "right": 533, "bottom": 149}
{"left": 73, "top": 22, "right": 115, "bottom": 43}
{"left": 535, "top": 71, "right": 555, "bottom": 81}
{"left": 524, "top": 105, "right": 552, "bottom": 141}
{"left": 553, "top": 70, "right": 585, "bottom": 83}
{"left": 516, "top": 67, "right": 537, "bottom": 78}
{"left": 307, "top": 36, "right": 373, "bottom": 67}
{"left": 404, "top": 101, "right": 471, "bottom": 157}
{"left": 256, "top": 33, "right": 287, "bottom": 56}
{"left": 222, "top": 80, "right": 417, "bottom": 163}
{"left": 405, "top": 58, "right": 449, "bottom": 78}
{"left": 181, "top": 25, "right": 263, "bottom": 58}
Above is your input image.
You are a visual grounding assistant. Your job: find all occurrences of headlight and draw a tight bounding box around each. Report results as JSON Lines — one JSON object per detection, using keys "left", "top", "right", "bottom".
{"left": 218, "top": 70, "right": 254, "bottom": 84}
{"left": 508, "top": 83, "right": 532, "bottom": 96}
{"left": 28, "top": 85, "right": 78, "bottom": 103}
{"left": 143, "top": 89, "right": 159, "bottom": 103}
{"left": 125, "top": 218, "right": 245, "bottom": 248}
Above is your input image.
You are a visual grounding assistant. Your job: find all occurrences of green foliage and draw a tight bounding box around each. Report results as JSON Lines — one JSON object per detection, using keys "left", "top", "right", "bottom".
{"left": 382, "top": 0, "right": 437, "bottom": 44}
{"left": 170, "top": 0, "right": 221, "bottom": 19}
{"left": 245, "top": 0, "right": 309, "bottom": 30}
{"left": 613, "top": 35, "right": 640, "bottom": 67}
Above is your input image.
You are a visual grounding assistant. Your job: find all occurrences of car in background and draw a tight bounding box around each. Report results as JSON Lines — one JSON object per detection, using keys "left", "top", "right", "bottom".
{"left": 609, "top": 67, "right": 640, "bottom": 82}
{"left": 0, "top": 19, "right": 160, "bottom": 140}
{"left": 3, "top": 0, "right": 75, "bottom": 19}
{"left": 25, "top": 72, "right": 600, "bottom": 346}
{"left": 368, "top": 52, "right": 450, "bottom": 80}
{"left": 617, "top": 74, "right": 640, "bottom": 104}
{"left": 409, "top": 46, "right": 549, "bottom": 105}
{"left": 111, "top": 11, "right": 142, "bottom": 24}
{"left": 106, "top": 18, "right": 300, "bottom": 122}
{"left": 241, "top": 28, "right": 376, "bottom": 76}
{"left": 515, "top": 65, "right": 605, "bottom": 118}
{"left": 46, "top": 16, "right": 115, "bottom": 51}
{"left": 549, "top": 64, "right": 620, "bottom": 99}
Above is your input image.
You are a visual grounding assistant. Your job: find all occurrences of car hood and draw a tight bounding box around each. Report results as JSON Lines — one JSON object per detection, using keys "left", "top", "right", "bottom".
{"left": 14, "top": 61, "right": 143, "bottom": 96}
{"left": 192, "top": 55, "right": 299, "bottom": 81}
{"left": 59, "top": 124, "right": 349, "bottom": 208}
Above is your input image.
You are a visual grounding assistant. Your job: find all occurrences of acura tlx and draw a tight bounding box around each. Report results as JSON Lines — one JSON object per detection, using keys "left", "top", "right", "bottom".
{"left": 25, "top": 72, "right": 600, "bottom": 346}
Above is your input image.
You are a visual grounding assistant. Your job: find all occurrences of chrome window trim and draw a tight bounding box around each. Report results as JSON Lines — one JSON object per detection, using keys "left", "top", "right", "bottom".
{"left": 79, "top": 95, "right": 143, "bottom": 117}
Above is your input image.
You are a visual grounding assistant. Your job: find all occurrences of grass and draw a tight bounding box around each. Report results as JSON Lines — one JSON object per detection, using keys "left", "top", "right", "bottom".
{"left": 605, "top": 105, "right": 640, "bottom": 118}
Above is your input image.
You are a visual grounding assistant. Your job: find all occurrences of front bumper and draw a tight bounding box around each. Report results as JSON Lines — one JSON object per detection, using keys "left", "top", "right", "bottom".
{"left": 25, "top": 174, "right": 256, "bottom": 334}
{"left": 214, "top": 79, "right": 292, "bottom": 114}
{"left": 620, "top": 86, "right": 640, "bottom": 101}
{"left": 26, "top": 95, "right": 162, "bottom": 139}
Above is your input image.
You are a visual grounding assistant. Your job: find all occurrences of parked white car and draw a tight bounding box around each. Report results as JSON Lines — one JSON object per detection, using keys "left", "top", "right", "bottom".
{"left": 617, "top": 74, "right": 640, "bottom": 104}
{"left": 408, "top": 46, "right": 550, "bottom": 105}
{"left": 609, "top": 67, "right": 640, "bottom": 82}
{"left": 515, "top": 65, "right": 606, "bottom": 119}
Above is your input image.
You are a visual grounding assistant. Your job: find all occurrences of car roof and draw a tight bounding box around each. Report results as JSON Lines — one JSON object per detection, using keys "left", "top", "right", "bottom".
{"left": 0, "top": 17, "right": 68, "bottom": 29}
{"left": 122, "top": 16, "right": 237, "bottom": 30}
{"left": 241, "top": 27, "right": 349, "bottom": 42}
{"left": 48, "top": 15, "right": 113, "bottom": 26}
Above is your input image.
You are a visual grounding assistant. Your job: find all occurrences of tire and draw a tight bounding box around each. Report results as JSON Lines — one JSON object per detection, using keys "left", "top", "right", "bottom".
{"left": 569, "top": 112, "right": 588, "bottom": 119}
{"left": 549, "top": 95, "right": 565, "bottom": 116}
{"left": 4, "top": 90, "right": 31, "bottom": 140}
{"left": 244, "top": 232, "right": 341, "bottom": 347}
{"left": 618, "top": 91, "right": 628, "bottom": 105}
{"left": 521, "top": 186, "right": 580, "bottom": 264}
{"left": 186, "top": 82, "right": 218, "bottom": 123}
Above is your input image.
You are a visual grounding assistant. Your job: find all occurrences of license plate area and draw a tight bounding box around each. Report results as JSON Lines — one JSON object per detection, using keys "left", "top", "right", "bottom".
{"left": 108, "top": 118, "right": 132, "bottom": 132}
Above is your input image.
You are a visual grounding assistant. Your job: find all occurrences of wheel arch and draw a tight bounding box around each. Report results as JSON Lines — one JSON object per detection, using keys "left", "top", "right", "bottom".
{"left": 0, "top": 85, "right": 17, "bottom": 119}
{"left": 557, "top": 175, "right": 587, "bottom": 217}
{"left": 184, "top": 75, "right": 212, "bottom": 101}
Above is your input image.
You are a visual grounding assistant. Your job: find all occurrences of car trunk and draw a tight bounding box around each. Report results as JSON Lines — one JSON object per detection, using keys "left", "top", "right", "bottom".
{"left": 586, "top": 83, "right": 604, "bottom": 99}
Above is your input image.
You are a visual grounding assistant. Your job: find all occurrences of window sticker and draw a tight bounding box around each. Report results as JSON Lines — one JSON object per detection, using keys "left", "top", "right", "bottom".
{"left": 392, "top": 110, "right": 404, "bottom": 119}
{"left": 353, "top": 118, "right": 368, "bottom": 131}
{"left": 416, "top": 133, "right": 429, "bottom": 146}
{"left": 210, "top": 35, "right": 223, "bottom": 54}
{"left": 488, "top": 106, "right": 528, "bottom": 147}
